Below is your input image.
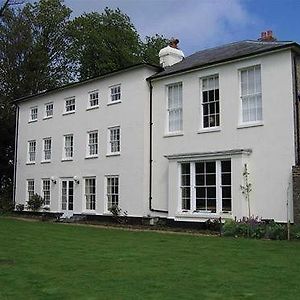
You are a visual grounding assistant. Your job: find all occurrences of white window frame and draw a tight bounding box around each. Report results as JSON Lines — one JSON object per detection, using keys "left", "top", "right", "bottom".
{"left": 166, "top": 82, "right": 183, "bottom": 134}
{"left": 42, "top": 137, "right": 52, "bottom": 162}
{"left": 108, "top": 84, "right": 121, "bottom": 105}
{"left": 239, "top": 65, "right": 262, "bottom": 126}
{"left": 64, "top": 97, "right": 76, "bottom": 114}
{"left": 29, "top": 106, "right": 38, "bottom": 122}
{"left": 200, "top": 75, "right": 220, "bottom": 129}
{"left": 27, "top": 179, "right": 35, "bottom": 202}
{"left": 105, "top": 175, "right": 119, "bottom": 212}
{"left": 42, "top": 179, "right": 51, "bottom": 206}
{"left": 107, "top": 126, "right": 120, "bottom": 155}
{"left": 44, "top": 102, "right": 53, "bottom": 119}
{"left": 179, "top": 160, "right": 232, "bottom": 215}
{"left": 87, "top": 90, "right": 99, "bottom": 109}
{"left": 84, "top": 177, "right": 96, "bottom": 211}
{"left": 86, "top": 130, "right": 98, "bottom": 158}
{"left": 63, "top": 134, "right": 73, "bottom": 160}
{"left": 27, "top": 140, "right": 36, "bottom": 163}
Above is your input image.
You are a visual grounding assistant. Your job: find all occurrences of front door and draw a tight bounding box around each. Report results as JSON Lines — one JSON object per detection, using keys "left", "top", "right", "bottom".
{"left": 61, "top": 180, "right": 74, "bottom": 211}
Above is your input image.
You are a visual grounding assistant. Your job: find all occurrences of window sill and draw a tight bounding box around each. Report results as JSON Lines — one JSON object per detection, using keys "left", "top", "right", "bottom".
{"left": 61, "top": 158, "right": 73, "bottom": 162}
{"left": 43, "top": 116, "right": 53, "bottom": 120}
{"left": 86, "top": 105, "right": 99, "bottom": 111}
{"left": 107, "top": 100, "right": 122, "bottom": 106}
{"left": 106, "top": 153, "right": 120, "bottom": 157}
{"left": 237, "top": 121, "right": 264, "bottom": 129}
{"left": 62, "top": 111, "right": 75, "bottom": 116}
{"left": 85, "top": 156, "right": 98, "bottom": 160}
{"left": 175, "top": 211, "right": 232, "bottom": 219}
{"left": 163, "top": 132, "right": 184, "bottom": 138}
{"left": 26, "top": 162, "right": 35, "bottom": 165}
{"left": 197, "top": 127, "right": 221, "bottom": 134}
{"left": 82, "top": 211, "right": 96, "bottom": 215}
{"left": 41, "top": 160, "right": 51, "bottom": 164}
{"left": 28, "top": 119, "right": 37, "bottom": 123}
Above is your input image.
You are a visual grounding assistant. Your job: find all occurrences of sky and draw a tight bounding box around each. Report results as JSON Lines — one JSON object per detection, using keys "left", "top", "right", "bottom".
{"left": 3, "top": 0, "right": 300, "bottom": 56}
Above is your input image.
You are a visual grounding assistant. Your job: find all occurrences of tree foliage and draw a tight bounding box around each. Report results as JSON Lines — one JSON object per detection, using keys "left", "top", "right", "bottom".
{"left": 68, "top": 8, "right": 141, "bottom": 80}
{"left": 0, "top": 2, "right": 168, "bottom": 203}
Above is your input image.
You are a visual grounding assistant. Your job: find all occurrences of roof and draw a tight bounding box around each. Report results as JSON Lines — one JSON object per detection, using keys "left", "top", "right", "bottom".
{"left": 150, "top": 40, "right": 300, "bottom": 80}
{"left": 14, "top": 63, "right": 161, "bottom": 103}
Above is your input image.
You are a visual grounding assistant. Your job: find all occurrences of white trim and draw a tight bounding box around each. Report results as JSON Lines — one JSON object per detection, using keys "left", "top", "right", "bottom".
{"left": 104, "top": 175, "right": 120, "bottom": 213}
{"left": 197, "top": 127, "right": 221, "bottom": 134}
{"left": 108, "top": 84, "right": 122, "bottom": 105}
{"left": 107, "top": 126, "right": 121, "bottom": 155}
{"left": 86, "top": 130, "right": 99, "bottom": 158}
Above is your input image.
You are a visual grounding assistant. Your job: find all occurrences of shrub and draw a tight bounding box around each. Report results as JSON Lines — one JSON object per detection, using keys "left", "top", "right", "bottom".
{"left": 109, "top": 205, "right": 128, "bottom": 224}
{"left": 15, "top": 204, "right": 24, "bottom": 212}
{"left": 265, "top": 221, "right": 286, "bottom": 240}
{"left": 26, "top": 194, "right": 44, "bottom": 211}
{"left": 223, "top": 217, "right": 289, "bottom": 240}
{"left": 290, "top": 225, "right": 300, "bottom": 240}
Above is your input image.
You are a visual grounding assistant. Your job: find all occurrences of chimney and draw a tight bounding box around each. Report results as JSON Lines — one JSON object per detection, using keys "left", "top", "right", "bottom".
{"left": 159, "top": 38, "right": 184, "bottom": 68}
{"left": 258, "top": 30, "right": 277, "bottom": 42}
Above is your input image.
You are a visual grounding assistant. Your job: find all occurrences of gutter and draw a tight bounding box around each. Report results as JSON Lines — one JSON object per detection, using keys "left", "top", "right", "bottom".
{"left": 13, "top": 104, "right": 19, "bottom": 207}
{"left": 148, "top": 79, "right": 168, "bottom": 214}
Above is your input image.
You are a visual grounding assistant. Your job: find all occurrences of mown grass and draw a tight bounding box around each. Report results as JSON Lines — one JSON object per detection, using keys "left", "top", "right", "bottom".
{"left": 0, "top": 217, "right": 300, "bottom": 299}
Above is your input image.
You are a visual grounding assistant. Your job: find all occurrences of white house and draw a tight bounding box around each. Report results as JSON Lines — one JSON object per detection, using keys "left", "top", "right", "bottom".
{"left": 14, "top": 32, "right": 300, "bottom": 224}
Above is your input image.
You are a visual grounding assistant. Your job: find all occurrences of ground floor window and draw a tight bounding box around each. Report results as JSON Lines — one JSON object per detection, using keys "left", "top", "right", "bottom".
{"left": 180, "top": 160, "right": 231, "bottom": 213}
{"left": 85, "top": 177, "right": 96, "bottom": 210}
{"left": 42, "top": 179, "right": 51, "bottom": 206}
{"left": 27, "top": 179, "right": 34, "bottom": 201}
{"left": 106, "top": 176, "right": 119, "bottom": 210}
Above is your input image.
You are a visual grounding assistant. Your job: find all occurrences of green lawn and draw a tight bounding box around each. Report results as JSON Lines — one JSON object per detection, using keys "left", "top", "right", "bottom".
{"left": 1, "top": 218, "right": 300, "bottom": 300}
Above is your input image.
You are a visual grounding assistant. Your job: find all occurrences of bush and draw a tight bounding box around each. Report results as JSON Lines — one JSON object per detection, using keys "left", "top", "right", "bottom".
{"left": 26, "top": 194, "right": 44, "bottom": 211}
{"left": 109, "top": 205, "right": 128, "bottom": 224}
{"left": 15, "top": 204, "right": 24, "bottom": 212}
{"left": 223, "top": 217, "right": 288, "bottom": 240}
{"left": 265, "top": 221, "right": 286, "bottom": 240}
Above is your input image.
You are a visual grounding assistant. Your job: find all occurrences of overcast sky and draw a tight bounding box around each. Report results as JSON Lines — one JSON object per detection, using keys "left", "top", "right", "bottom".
{"left": 3, "top": 0, "right": 300, "bottom": 55}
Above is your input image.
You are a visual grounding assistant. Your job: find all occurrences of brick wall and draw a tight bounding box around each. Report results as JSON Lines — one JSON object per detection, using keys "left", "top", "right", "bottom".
{"left": 293, "top": 166, "right": 300, "bottom": 223}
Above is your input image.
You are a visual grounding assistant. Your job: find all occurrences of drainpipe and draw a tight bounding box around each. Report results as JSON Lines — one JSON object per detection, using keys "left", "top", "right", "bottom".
{"left": 293, "top": 54, "right": 300, "bottom": 165}
{"left": 148, "top": 79, "right": 168, "bottom": 214}
{"left": 13, "top": 104, "right": 19, "bottom": 207}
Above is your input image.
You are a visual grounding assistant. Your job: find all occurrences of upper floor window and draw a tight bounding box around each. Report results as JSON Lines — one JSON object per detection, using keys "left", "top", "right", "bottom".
{"left": 45, "top": 102, "right": 53, "bottom": 118}
{"left": 240, "top": 65, "right": 262, "bottom": 123}
{"left": 27, "top": 179, "right": 34, "bottom": 201}
{"left": 88, "top": 91, "right": 99, "bottom": 108}
{"left": 29, "top": 106, "right": 38, "bottom": 122}
{"left": 85, "top": 177, "right": 96, "bottom": 210}
{"left": 167, "top": 82, "right": 183, "bottom": 133}
{"left": 63, "top": 134, "right": 73, "bottom": 160}
{"left": 43, "top": 138, "right": 52, "bottom": 161}
{"left": 42, "top": 179, "right": 51, "bottom": 206}
{"left": 110, "top": 84, "right": 121, "bottom": 103}
{"left": 180, "top": 160, "right": 231, "bottom": 214}
{"left": 27, "top": 140, "right": 36, "bottom": 163}
{"left": 108, "top": 126, "right": 120, "bottom": 154}
{"left": 87, "top": 131, "right": 98, "bottom": 157}
{"left": 64, "top": 97, "right": 75, "bottom": 113}
{"left": 201, "top": 75, "right": 220, "bottom": 128}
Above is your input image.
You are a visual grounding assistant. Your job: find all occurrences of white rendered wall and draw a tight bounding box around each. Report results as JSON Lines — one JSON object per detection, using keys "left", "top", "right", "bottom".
{"left": 151, "top": 50, "right": 295, "bottom": 222}
{"left": 15, "top": 67, "right": 156, "bottom": 217}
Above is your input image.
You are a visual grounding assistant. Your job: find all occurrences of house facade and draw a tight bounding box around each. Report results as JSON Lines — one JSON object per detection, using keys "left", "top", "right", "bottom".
{"left": 14, "top": 34, "right": 300, "bottom": 223}
{"left": 14, "top": 65, "right": 159, "bottom": 217}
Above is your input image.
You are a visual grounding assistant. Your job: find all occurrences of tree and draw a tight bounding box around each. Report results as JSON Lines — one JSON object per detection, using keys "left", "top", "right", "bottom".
{"left": 0, "top": 0, "right": 72, "bottom": 205}
{"left": 141, "top": 34, "right": 168, "bottom": 65}
{"left": 68, "top": 8, "right": 142, "bottom": 80}
{"left": 0, "top": 0, "right": 24, "bottom": 17}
